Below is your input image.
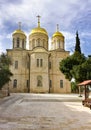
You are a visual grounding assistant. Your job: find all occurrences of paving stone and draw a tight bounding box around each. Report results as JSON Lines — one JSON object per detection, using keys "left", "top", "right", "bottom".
{"left": 0, "top": 93, "right": 91, "bottom": 130}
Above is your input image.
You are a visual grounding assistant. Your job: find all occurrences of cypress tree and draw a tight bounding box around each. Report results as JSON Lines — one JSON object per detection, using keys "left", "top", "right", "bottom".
{"left": 75, "top": 31, "right": 81, "bottom": 54}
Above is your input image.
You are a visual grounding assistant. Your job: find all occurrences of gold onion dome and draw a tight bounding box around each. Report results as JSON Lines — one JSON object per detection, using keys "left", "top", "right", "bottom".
{"left": 13, "top": 22, "right": 26, "bottom": 36}
{"left": 30, "top": 15, "right": 48, "bottom": 36}
{"left": 13, "top": 29, "right": 26, "bottom": 36}
{"left": 52, "top": 24, "right": 64, "bottom": 39}
{"left": 52, "top": 31, "right": 64, "bottom": 37}
{"left": 30, "top": 27, "right": 48, "bottom": 36}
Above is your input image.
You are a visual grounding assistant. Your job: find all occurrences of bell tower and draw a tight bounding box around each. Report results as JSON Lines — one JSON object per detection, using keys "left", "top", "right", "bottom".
{"left": 51, "top": 24, "right": 65, "bottom": 50}
{"left": 12, "top": 22, "right": 26, "bottom": 49}
{"left": 29, "top": 16, "right": 48, "bottom": 50}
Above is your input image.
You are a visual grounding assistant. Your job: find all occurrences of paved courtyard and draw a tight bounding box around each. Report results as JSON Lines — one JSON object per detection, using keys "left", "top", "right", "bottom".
{"left": 0, "top": 93, "right": 91, "bottom": 130}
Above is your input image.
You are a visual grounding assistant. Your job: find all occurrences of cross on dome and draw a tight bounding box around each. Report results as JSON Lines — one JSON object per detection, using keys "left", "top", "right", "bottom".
{"left": 36, "top": 15, "right": 41, "bottom": 27}
{"left": 56, "top": 24, "right": 59, "bottom": 32}
{"left": 18, "top": 22, "right": 21, "bottom": 30}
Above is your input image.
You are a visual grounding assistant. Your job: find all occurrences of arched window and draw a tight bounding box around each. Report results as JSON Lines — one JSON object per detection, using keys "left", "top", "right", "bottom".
{"left": 15, "top": 61, "right": 18, "bottom": 69}
{"left": 49, "top": 61, "right": 51, "bottom": 69}
{"left": 22, "top": 39, "right": 24, "bottom": 49}
{"left": 17, "top": 37, "right": 20, "bottom": 47}
{"left": 13, "top": 79, "right": 17, "bottom": 88}
{"left": 37, "top": 38, "right": 40, "bottom": 46}
{"left": 40, "top": 59, "right": 43, "bottom": 67}
{"left": 58, "top": 40, "right": 60, "bottom": 48}
{"left": 37, "top": 75, "right": 42, "bottom": 87}
{"left": 32, "top": 39, "right": 35, "bottom": 48}
{"left": 43, "top": 39, "right": 45, "bottom": 47}
{"left": 60, "top": 80, "right": 63, "bottom": 88}
{"left": 36, "top": 59, "right": 43, "bottom": 67}
{"left": 37, "top": 59, "right": 39, "bottom": 67}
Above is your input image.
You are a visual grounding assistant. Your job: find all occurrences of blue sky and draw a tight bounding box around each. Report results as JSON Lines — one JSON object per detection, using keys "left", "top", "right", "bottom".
{"left": 0, "top": 0, "right": 91, "bottom": 56}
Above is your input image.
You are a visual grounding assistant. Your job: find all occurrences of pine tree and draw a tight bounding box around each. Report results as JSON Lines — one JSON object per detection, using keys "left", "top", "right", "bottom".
{"left": 75, "top": 31, "right": 81, "bottom": 54}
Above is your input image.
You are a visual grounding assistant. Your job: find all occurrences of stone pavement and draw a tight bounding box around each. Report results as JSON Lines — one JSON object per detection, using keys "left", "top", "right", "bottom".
{"left": 0, "top": 93, "right": 91, "bottom": 130}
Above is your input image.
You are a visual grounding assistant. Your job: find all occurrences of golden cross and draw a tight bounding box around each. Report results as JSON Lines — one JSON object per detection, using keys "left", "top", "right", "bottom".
{"left": 18, "top": 22, "right": 21, "bottom": 30}
{"left": 36, "top": 15, "right": 41, "bottom": 27}
{"left": 57, "top": 24, "right": 59, "bottom": 32}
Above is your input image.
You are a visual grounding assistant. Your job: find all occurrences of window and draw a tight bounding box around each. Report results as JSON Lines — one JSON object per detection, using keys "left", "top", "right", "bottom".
{"left": 40, "top": 59, "right": 43, "bottom": 67}
{"left": 60, "top": 80, "right": 63, "bottom": 88}
{"left": 17, "top": 38, "right": 20, "bottom": 47}
{"left": 38, "top": 38, "right": 40, "bottom": 46}
{"left": 49, "top": 62, "right": 51, "bottom": 69}
{"left": 22, "top": 39, "right": 24, "bottom": 49}
{"left": 37, "top": 75, "right": 42, "bottom": 87}
{"left": 37, "top": 59, "right": 39, "bottom": 67}
{"left": 37, "top": 59, "right": 43, "bottom": 67}
{"left": 32, "top": 39, "right": 35, "bottom": 48}
{"left": 15, "top": 61, "right": 18, "bottom": 69}
{"left": 50, "top": 80, "right": 52, "bottom": 88}
{"left": 43, "top": 39, "right": 45, "bottom": 47}
{"left": 58, "top": 40, "right": 60, "bottom": 48}
{"left": 13, "top": 79, "right": 17, "bottom": 88}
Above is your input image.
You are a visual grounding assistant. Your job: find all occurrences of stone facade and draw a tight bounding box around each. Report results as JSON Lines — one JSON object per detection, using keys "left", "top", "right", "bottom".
{"left": 7, "top": 18, "right": 71, "bottom": 93}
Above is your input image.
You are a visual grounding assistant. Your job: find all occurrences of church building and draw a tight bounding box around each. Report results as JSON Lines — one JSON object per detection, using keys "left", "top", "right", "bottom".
{"left": 7, "top": 16, "right": 71, "bottom": 93}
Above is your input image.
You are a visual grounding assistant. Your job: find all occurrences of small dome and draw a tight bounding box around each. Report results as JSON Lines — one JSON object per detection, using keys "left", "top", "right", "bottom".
{"left": 52, "top": 24, "right": 64, "bottom": 40}
{"left": 13, "top": 29, "right": 26, "bottom": 36}
{"left": 30, "top": 27, "right": 48, "bottom": 36}
{"left": 52, "top": 31, "right": 64, "bottom": 38}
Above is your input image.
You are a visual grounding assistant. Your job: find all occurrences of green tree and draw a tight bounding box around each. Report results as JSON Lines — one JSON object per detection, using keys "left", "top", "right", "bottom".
{"left": 75, "top": 31, "right": 81, "bottom": 54}
{"left": 59, "top": 52, "right": 86, "bottom": 81}
{"left": 59, "top": 31, "right": 88, "bottom": 84}
{"left": 71, "top": 82, "right": 78, "bottom": 93}
{"left": 71, "top": 57, "right": 91, "bottom": 83}
{"left": 0, "top": 53, "right": 13, "bottom": 90}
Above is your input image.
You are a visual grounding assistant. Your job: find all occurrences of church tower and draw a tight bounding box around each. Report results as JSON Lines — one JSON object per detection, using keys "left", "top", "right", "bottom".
{"left": 51, "top": 24, "right": 64, "bottom": 50}
{"left": 12, "top": 22, "right": 26, "bottom": 49}
{"left": 28, "top": 16, "right": 49, "bottom": 93}
{"left": 29, "top": 15, "right": 48, "bottom": 50}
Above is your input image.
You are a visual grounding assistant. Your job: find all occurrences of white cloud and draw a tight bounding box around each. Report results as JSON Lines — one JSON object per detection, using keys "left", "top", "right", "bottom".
{"left": 0, "top": 0, "right": 90, "bottom": 35}
{"left": 63, "top": 31, "right": 75, "bottom": 53}
{"left": 81, "top": 32, "right": 91, "bottom": 37}
{"left": 0, "top": 0, "right": 89, "bottom": 28}
{"left": 0, "top": 0, "right": 91, "bottom": 56}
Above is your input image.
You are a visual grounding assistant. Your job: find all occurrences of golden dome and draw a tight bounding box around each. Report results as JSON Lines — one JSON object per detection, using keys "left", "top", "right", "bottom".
{"left": 13, "top": 29, "right": 26, "bottom": 36}
{"left": 52, "top": 24, "right": 64, "bottom": 40}
{"left": 30, "top": 15, "right": 48, "bottom": 36}
{"left": 12, "top": 22, "right": 26, "bottom": 36}
{"left": 52, "top": 31, "right": 64, "bottom": 38}
{"left": 30, "top": 27, "right": 48, "bottom": 36}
